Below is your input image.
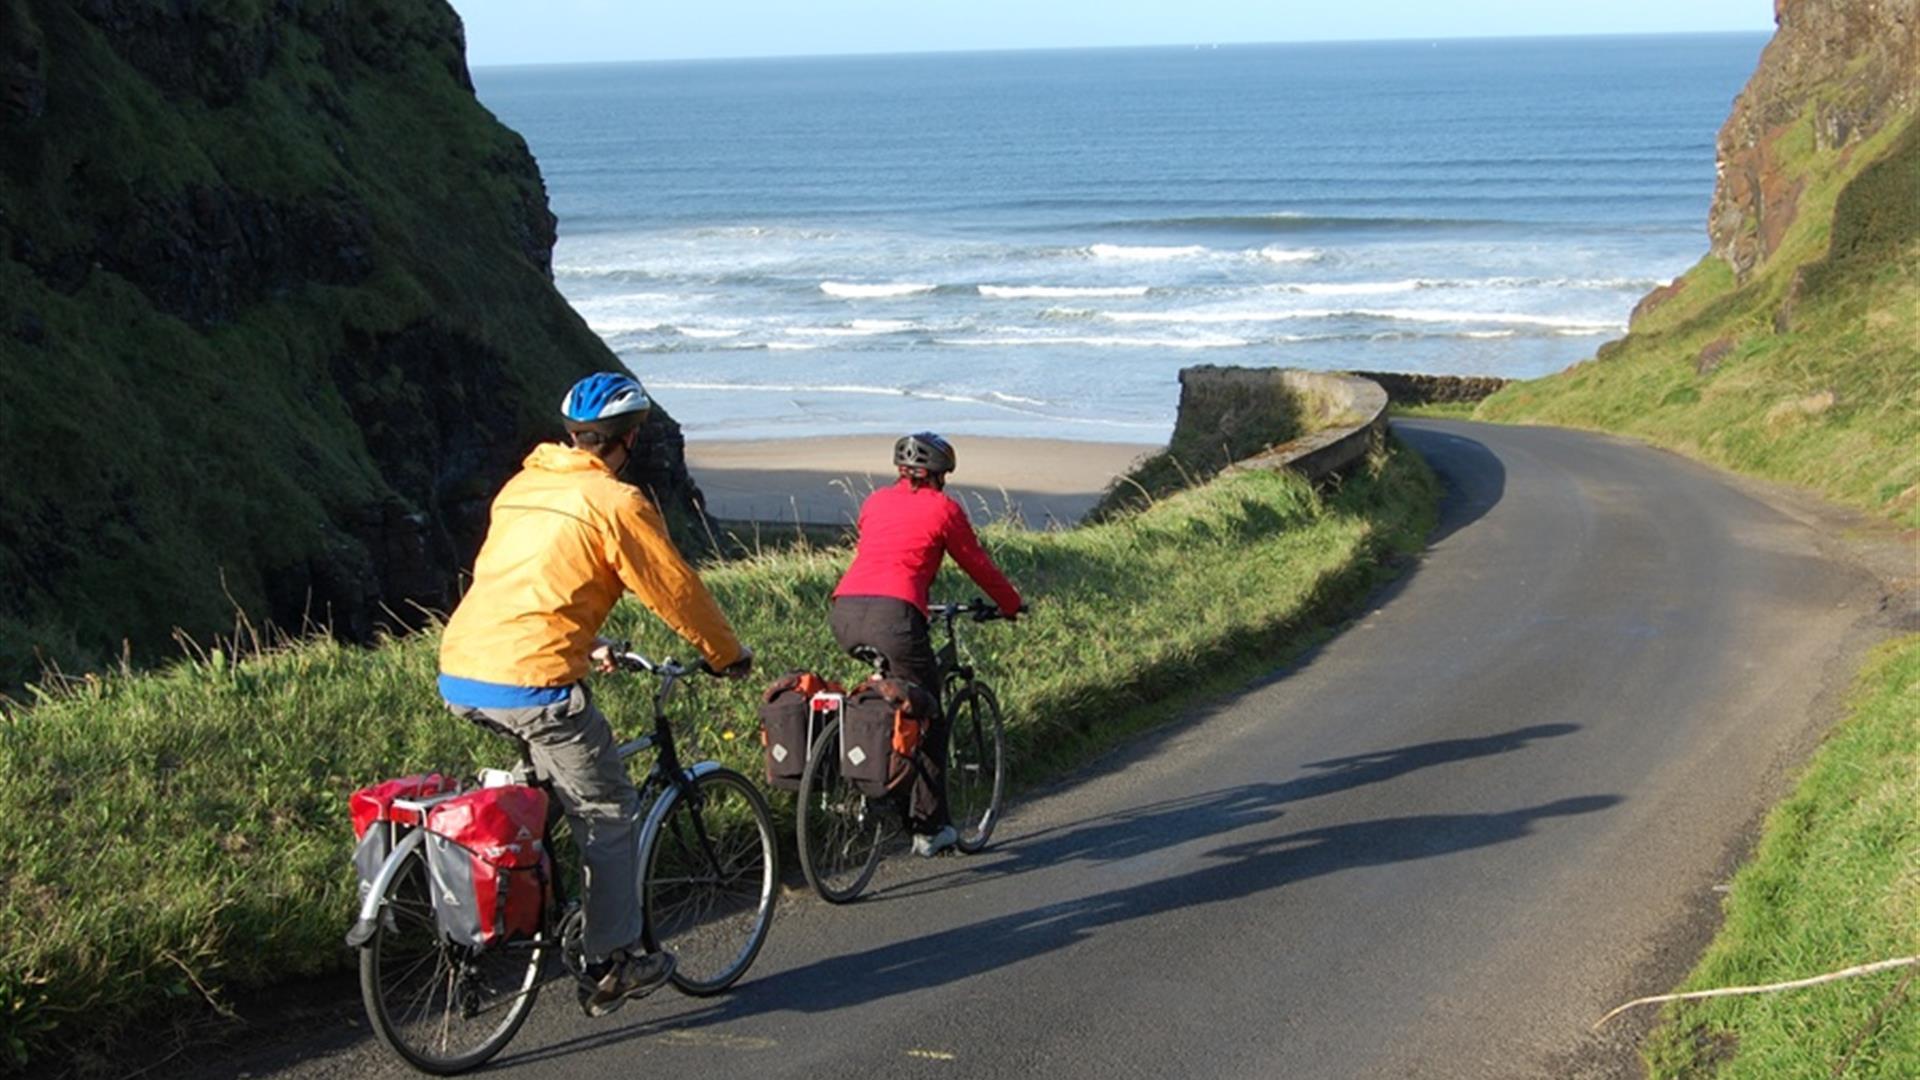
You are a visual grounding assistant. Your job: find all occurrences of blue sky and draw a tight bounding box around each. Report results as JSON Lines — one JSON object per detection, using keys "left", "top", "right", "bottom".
{"left": 448, "top": 1, "right": 1775, "bottom": 67}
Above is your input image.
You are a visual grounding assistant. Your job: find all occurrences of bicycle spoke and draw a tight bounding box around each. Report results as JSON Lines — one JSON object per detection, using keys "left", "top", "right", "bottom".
{"left": 361, "top": 846, "right": 544, "bottom": 1073}
{"left": 644, "top": 770, "right": 776, "bottom": 994}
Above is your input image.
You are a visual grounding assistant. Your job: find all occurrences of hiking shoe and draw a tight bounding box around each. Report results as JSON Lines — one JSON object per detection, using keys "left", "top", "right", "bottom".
{"left": 912, "top": 825, "right": 959, "bottom": 858}
{"left": 578, "top": 949, "right": 676, "bottom": 1018}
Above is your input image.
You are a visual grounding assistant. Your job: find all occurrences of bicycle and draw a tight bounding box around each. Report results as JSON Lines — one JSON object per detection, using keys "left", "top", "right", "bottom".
{"left": 795, "top": 599, "right": 1009, "bottom": 903}
{"left": 345, "top": 651, "right": 779, "bottom": 1075}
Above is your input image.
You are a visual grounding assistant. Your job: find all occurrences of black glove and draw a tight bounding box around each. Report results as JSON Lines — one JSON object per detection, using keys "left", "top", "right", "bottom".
{"left": 719, "top": 645, "right": 755, "bottom": 679}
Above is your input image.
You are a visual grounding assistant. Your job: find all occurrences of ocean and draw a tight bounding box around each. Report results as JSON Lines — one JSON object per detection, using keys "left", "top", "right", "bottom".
{"left": 471, "top": 34, "right": 1768, "bottom": 443}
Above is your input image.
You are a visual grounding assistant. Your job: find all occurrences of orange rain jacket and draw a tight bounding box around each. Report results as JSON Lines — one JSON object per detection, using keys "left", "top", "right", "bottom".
{"left": 438, "top": 443, "right": 744, "bottom": 691}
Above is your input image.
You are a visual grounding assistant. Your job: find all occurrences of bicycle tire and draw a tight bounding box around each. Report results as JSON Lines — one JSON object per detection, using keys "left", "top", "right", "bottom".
{"left": 641, "top": 767, "right": 779, "bottom": 995}
{"left": 946, "top": 682, "right": 1006, "bottom": 854}
{"left": 359, "top": 842, "right": 545, "bottom": 1075}
{"left": 796, "top": 723, "right": 888, "bottom": 903}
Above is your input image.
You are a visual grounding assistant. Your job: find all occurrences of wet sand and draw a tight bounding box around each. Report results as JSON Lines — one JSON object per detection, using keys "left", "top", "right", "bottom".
{"left": 684, "top": 435, "right": 1155, "bottom": 528}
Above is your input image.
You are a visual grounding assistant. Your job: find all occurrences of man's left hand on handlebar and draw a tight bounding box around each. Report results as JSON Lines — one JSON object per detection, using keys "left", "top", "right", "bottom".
{"left": 589, "top": 636, "right": 623, "bottom": 674}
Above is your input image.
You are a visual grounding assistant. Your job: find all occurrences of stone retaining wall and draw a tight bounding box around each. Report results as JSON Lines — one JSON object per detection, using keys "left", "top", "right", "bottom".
{"left": 1167, "top": 365, "right": 1397, "bottom": 484}
{"left": 1348, "top": 370, "right": 1511, "bottom": 405}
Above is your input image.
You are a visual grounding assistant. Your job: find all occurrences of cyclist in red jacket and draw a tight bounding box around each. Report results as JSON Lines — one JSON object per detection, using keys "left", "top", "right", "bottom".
{"left": 830, "top": 432, "right": 1023, "bottom": 856}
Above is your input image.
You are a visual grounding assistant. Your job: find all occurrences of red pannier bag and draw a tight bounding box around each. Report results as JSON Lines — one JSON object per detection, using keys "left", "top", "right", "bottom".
{"left": 349, "top": 774, "right": 454, "bottom": 906}
{"left": 838, "top": 676, "right": 937, "bottom": 799}
{"left": 758, "top": 671, "right": 845, "bottom": 791}
{"left": 422, "top": 786, "right": 553, "bottom": 950}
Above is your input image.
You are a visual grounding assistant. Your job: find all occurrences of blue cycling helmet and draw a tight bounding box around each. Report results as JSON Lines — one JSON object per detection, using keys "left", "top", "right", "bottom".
{"left": 561, "top": 372, "right": 651, "bottom": 423}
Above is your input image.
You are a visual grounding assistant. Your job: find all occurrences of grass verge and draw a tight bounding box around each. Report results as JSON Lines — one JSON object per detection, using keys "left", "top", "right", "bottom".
{"left": 1642, "top": 634, "right": 1919, "bottom": 1078}
{"left": 0, "top": 436, "right": 1435, "bottom": 1072}
{"left": 1389, "top": 401, "right": 1481, "bottom": 420}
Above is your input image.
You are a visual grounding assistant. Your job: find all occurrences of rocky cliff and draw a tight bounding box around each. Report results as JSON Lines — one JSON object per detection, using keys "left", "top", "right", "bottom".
{"left": 0, "top": 0, "right": 700, "bottom": 685}
{"left": 1709, "top": 0, "right": 1917, "bottom": 279}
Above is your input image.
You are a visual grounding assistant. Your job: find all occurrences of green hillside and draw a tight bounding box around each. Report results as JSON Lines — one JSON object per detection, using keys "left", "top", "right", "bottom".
{"left": 0, "top": 0, "right": 692, "bottom": 688}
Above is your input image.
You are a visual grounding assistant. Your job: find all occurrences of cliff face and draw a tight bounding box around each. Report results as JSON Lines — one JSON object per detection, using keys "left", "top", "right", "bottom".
{"left": 1709, "top": 0, "right": 1918, "bottom": 279}
{"left": 0, "top": 0, "right": 698, "bottom": 684}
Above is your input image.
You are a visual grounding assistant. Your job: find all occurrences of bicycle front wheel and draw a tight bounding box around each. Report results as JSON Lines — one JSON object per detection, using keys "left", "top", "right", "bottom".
{"left": 947, "top": 682, "right": 1006, "bottom": 853}
{"left": 641, "top": 767, "right": 779, "bottom": 995}
{"left": 796, "top": 724, "right": 888, "bottom": 903}
{"left": 358, "top": 842, "right": 545, "bottom": 1075}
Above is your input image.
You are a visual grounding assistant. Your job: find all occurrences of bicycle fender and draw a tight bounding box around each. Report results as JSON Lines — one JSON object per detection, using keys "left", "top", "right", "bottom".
{"left": 635, "top": 761, "right": 725, "bottom": 868}
{"left": 345, "top": 827, "right": 427, "bottom": 949}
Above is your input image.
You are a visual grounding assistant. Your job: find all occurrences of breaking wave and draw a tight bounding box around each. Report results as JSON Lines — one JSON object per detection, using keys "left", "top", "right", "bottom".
{"left": 820, "top": 281, "right": 939, "bottom": 298}
{"left": 1084, "top": 243, "right": 1210, "bottom": 261}
{"left": 1103, "top": 307, "right": 1624, "bottom": 330}
{"left": 978, "top": 284, "right": 1152, "bottom": 298}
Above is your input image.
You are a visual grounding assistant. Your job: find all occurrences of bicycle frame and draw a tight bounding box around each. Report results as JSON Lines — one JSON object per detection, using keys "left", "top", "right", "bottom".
{"left": 931, "top": 600, "right": 1001, "bottom": 699}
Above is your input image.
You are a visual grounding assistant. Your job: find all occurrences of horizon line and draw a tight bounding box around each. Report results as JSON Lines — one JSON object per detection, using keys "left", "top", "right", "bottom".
{"left": 468, "top": 28, "right": 1773, "bottom": 73}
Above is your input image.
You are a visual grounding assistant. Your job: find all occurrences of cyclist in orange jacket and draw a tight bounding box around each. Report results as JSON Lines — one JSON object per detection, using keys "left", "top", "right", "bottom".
{"left": 438, "top": 372, "right": 753, "bottom": 1017}
{"left": 830, "top": 433, "right": 1022, "bottom": 856}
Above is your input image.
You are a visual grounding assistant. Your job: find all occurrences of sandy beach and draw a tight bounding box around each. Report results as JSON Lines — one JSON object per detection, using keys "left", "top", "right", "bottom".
{"left": 685, "top": 435, "right": 1156, "bottom": 528}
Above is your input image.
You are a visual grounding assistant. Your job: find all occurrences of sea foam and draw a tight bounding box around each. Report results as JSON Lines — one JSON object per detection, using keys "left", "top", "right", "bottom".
{"left": 940, "top": 334, "right": 1248, "bottom": 349}
{"left": 1281, "top": 280, "right": 1423, "bottom": 296}
{"left": 1104, "top": 307, "right": 1624, "bottom": 330}
{"left": 1253, "top": 246, "right": 1322, "bottom": 263}
{"left": 978, "top": 285, "right": 1151, "bottom": 298}
{"left": 820, "top": 281, "right": 938, "bottom": 298}
{"left": 784, "top": 319, "right": 919, "bottom": 337}
{"left": 1085, "top": 243, "right": 1209, "bottom": 261}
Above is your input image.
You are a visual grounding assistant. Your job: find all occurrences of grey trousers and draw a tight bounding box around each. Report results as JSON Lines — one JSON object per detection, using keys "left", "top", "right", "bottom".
{"left": 445, "top": 684, "right": 642, "bottom": 960}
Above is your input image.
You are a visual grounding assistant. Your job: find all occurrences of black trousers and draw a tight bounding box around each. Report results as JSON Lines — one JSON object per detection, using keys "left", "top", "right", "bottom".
{"left": 828, "top": 595, "right": 948, "bottom": 833}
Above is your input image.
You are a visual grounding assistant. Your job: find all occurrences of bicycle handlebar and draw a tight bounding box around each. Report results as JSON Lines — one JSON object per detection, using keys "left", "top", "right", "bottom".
{"left": 608, "top": 648, "right": 721, "bottom": 679}
{"left": 929, "top": 597, "right": 1024, "bottom": 623}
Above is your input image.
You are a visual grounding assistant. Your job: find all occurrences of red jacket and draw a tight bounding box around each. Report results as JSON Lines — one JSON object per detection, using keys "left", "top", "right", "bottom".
{"left": 833, "top": 480, "right": 1022, "bottom": 615}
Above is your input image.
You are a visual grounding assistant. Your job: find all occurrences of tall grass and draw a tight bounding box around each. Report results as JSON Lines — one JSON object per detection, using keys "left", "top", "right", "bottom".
{"left": 0, "top": 439, "right": 1434, "bottom": 1070}
{"left": 1643, "top": 635, "right": 1919, "bottom": 1078}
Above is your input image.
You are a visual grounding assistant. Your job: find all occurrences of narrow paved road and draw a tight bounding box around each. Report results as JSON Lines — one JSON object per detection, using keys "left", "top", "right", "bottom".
{"left": 232, "top": 419, "right": 1891, "bottom": 1080}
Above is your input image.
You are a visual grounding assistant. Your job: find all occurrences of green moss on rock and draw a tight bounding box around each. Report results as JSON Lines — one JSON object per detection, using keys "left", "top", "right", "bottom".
{"left": 0, "top": 0, "right": 697, "bottom": 686}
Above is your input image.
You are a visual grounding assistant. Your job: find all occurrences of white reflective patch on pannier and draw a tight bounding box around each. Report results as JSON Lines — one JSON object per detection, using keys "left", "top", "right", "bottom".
{"left": 847, "top": 745, "right": 868, "bottom": 766}
{"left": 772, "top": 744, "right": 788, "bottom": 763}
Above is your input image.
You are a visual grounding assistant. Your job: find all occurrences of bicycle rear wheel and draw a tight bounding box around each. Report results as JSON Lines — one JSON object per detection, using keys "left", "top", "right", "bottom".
{"left": 796, "top": 724, "right": 888, "bottom": 902}
{"left": 641, "top": 767, "right": 779, "bottom": 995}
{"left": 946, "top": 682, "right": 1006, "bottom": 853}
{"left": 359, "top": 842, "right": 545, "bottom": 1075}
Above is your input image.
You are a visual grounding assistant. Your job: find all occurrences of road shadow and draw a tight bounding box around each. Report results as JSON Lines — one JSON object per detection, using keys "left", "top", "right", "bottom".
{"left": 973, "top": 421, "right": 1512, "bottom": 817}
{"left": 871, "top": 722, "right": 1580, "bottom": 901}
{"left": 1391, "top": 420, "right": 1507, "bottom": 546}
{"left": 502, "top": 791, "right": 1620, "bottom": 1070}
